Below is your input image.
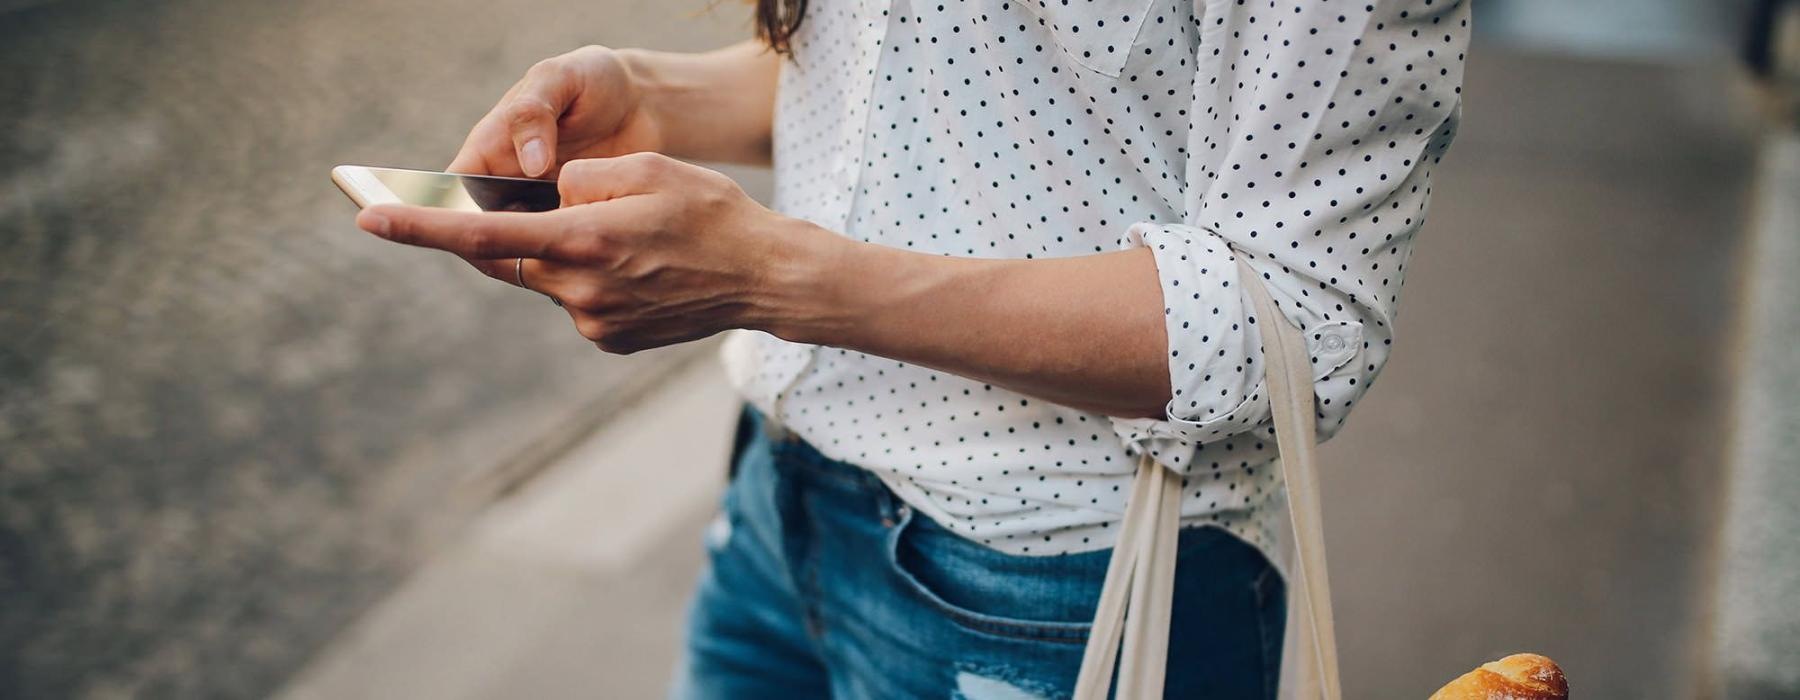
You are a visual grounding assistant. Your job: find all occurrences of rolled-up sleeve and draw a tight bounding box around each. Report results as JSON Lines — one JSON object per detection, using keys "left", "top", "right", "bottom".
{"left": 1112, "top": 0, "right": 1470, "bottom": 471}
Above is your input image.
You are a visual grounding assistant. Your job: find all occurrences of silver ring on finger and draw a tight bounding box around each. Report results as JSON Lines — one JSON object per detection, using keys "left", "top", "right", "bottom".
{"left": 515, "top": 257, "right": 563, "bottom": 307}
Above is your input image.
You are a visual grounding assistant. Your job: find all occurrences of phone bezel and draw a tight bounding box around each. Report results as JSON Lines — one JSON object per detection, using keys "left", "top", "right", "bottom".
{"left": 330, "top": 165, "right": 403, "bottom": 208}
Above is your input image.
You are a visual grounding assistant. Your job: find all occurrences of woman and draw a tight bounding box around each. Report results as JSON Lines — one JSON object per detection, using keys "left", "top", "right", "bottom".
{"left": 356, "top": 0, "right": 1469, "bottom": 696}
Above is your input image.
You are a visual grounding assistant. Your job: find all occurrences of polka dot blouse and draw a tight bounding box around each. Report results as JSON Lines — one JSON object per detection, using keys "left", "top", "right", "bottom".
{"left": 721, "top": 0, "right": 1469, "bottom": 556}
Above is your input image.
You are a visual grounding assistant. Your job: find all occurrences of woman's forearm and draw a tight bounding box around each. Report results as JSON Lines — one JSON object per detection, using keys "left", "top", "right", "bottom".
{"left": 603, "top": 44, "right": 1175, "bottom": 418}
{"left": 768, "top": 229, "right": 1174, "bottom": 420}
{"left": 620, "top": 41, "right": 780, "bottom": 166}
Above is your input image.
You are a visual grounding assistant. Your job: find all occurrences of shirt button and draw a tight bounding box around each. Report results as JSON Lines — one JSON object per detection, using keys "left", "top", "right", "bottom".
{"left": 1321, "top": 334, "right": 1347, "bottom": 353}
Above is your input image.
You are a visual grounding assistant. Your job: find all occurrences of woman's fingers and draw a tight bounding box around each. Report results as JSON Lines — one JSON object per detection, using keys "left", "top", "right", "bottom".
{"left": 505, "top": 57, "right": 583, "bottom": 177}
{"left": 557, "top": 153, "right": 686, "bottom": 205}
{"left": 448, "top": 121, "right": 525, "bottom": 177}
{"left": 466, "top": 256, "right": 569, "bottom": 294}
{"left": 448, "top": 120, "right": 521, "bottom": 176}
{"left": 461, "top": 258, "right": 628, "bottom": 350}
{"left": 358, "top": 204, "right": 573, "bottom": 259}
{"left": 449, "top": 82, "right": 529, "bottom": 176}
{"left": 464, "top": 256, "right": 522, "bottom": 286}
{"left": 467, "top": 257, "right": 573, "bottom": 310}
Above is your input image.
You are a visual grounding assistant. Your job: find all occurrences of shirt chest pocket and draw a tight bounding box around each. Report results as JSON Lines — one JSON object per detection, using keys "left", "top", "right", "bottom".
{"left": 1012, "top": 0, "right": 1159, "bottom": 78}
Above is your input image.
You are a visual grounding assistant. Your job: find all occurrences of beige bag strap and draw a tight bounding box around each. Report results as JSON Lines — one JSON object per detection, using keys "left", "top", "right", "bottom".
{"left": 1074, "top": 257, "right": 1341, "bottom": 699}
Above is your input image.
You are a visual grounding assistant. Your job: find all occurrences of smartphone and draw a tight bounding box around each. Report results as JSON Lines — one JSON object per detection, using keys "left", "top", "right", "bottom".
{"left": 331, "top": 165, "right": 560, "bottom": 212}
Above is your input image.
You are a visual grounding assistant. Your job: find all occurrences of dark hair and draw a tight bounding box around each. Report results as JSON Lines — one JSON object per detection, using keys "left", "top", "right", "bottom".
{"left": 753, "top": 0, "right": 807, "bottom": 55}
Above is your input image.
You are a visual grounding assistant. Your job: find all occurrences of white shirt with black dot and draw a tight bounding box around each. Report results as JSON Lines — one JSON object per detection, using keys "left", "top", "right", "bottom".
{"left": 723, "top": 0, "right": 1469, "bottom": 556}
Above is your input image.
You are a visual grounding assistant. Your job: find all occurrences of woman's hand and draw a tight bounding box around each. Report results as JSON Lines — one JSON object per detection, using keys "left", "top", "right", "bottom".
{"left": 357, "top": 153, "right": 849, "bottom": 354}
{"left": 450, "top": 45, "right": 663, "bottom": 178}
{"left": 357, "top": 156, "right": 1172, "bottom": 416}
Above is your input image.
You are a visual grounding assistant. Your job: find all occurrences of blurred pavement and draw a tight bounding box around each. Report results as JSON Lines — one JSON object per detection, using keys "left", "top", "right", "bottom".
{"left": 276, "top": 358, "right": 736, "bottom": 700}
{"left": 1710, "top": 130, "right": 1800, "bottom": 698}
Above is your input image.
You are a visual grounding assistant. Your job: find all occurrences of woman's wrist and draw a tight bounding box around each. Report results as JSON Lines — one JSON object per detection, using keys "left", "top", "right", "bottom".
{"left": 747, "top": 218, "right": 869, "bottom": 345}
{"left": 752, "top": 224, "right": 979, "bottom": 354}
{"left": 747, "top": 215, "right": 949, "bottom": 351}
{"left": 614, "top": 43, "right": 777, "bottom": 165}
{"left": 611, "top": 47, "right": 683, "bottom": 154}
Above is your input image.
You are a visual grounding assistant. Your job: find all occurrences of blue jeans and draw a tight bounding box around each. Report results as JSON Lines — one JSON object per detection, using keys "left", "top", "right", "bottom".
{"left": 672, "top": 407, "right": 1285, "bottom": 699}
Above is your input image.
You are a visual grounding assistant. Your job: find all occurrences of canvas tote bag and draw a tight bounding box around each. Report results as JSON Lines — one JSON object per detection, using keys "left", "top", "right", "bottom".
{"left": 1073, "top": 255, "right": 1341, "bottom": 700}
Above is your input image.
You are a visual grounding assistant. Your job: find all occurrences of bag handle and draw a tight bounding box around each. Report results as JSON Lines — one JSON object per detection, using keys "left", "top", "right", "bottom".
{"left": 1074, "top": 256, "right": 1341, "bottom": 699}
{"left": 1245, "top": 258, "right": 1342, "bottom": 700}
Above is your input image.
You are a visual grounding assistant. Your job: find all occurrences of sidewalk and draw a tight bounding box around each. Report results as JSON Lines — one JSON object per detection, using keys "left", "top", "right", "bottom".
{"left": 1709, "top": 130, "right": 1800, "bottom": 698}
{"left": 274, "top": 359, "right": 738, "bottom": 700}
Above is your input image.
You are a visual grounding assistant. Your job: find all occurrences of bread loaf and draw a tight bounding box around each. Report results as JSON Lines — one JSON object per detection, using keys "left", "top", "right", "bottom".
{"left": 1428, "top": 653, "right": 1568, "bottom": 700}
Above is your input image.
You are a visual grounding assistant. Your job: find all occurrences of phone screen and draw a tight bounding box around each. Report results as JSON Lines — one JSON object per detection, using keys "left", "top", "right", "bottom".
{"left": 362, "top": 167, "right": 560, "bottom": 212}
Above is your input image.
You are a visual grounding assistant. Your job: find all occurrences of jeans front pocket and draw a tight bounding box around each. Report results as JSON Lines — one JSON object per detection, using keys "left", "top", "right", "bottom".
{"left": 882, "top": 505, "right": 1105, "bottom": 644}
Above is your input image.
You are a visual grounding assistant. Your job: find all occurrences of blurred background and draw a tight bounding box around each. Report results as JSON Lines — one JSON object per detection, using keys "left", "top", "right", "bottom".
{"left": 1, "top": 0, "right": 1796, "bottom": 698}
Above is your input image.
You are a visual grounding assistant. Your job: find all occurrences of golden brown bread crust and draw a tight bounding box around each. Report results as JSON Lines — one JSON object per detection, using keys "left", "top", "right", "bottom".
{"left": 1428, "top": 653, "right": 1569, "bottom": 700}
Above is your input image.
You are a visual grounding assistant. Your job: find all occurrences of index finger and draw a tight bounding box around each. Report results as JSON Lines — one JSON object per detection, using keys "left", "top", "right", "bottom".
{"left": 358, "top": 204, "right": 573, "bottom": 260}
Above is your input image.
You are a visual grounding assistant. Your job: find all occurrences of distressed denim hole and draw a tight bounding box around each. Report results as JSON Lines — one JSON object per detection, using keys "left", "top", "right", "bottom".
{"left": 703, "top": 512, "right": 732, "bottom": 552}
{"left": 951, "top": 664, "right": 1064, "bottom": 700}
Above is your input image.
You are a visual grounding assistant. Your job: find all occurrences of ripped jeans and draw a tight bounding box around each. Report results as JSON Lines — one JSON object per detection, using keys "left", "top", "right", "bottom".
{"left": 671, "top": 407, "right": 1285, "bottom": 699}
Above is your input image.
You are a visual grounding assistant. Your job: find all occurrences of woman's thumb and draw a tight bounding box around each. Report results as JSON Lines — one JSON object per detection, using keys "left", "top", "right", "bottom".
{"left": 505, "top": 59, "right": 581, "bottom": 177}
{"left": 505, "top": 96, "right": 559, "bottom": 177}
